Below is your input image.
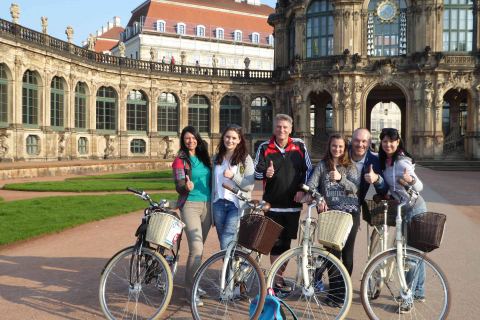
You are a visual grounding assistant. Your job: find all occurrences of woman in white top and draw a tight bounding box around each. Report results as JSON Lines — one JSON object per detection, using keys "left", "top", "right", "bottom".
{"left": 212, "top": 124, "right": 255, "bottom": 250}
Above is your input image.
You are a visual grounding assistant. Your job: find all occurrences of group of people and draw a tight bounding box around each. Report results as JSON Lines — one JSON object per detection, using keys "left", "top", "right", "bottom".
{"left": 171, "top": 113, "right": 426, "bottom": 305}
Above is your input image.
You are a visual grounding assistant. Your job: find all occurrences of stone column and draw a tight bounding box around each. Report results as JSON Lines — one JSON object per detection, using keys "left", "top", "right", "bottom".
{"left": 149, "top": 88, "right": 158, "bottom": 134}
{"left": 118, "top": 83, "right": 127, "bottom": 158}
{"left": 432, "top": 80, "right": 446, "bottom": 158}
{"left": 211, "top": 90, "right": 220, "bottom": 135}
{"left": 179, "top": 92, "right": 189, "bottom": 130}
{"left": 294, "top": 15, "right": 305, "bottom": 60}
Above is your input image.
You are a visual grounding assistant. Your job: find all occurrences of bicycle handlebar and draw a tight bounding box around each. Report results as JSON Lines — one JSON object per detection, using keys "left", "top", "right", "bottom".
{"left": 299, "top": 184, "right": 324, "bottom": 202}
{"left": 222, "top": 183, "right": 270, "bottom": 212}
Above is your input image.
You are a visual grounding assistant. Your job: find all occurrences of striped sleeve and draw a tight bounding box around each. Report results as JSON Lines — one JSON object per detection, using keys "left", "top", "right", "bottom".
{"left": 254, "top": 142, "right": 268, "bottom": 180}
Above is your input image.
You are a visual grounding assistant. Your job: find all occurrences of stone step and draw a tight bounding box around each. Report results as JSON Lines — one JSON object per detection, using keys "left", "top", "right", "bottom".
{"left": 417, "top": 160, "right": 480, "bottom": 171}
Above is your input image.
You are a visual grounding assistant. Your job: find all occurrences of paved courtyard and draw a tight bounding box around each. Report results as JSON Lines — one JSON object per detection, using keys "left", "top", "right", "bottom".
{"left": 1, "top": 166, "right": 479, "bottom": 319}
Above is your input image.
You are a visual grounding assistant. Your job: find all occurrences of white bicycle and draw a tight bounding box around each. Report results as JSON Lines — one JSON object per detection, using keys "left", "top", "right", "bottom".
{"left": 265, "top": 184, "right": 353, "bottom": 319}
{"left": 360, "top": 182, "right": 450, "bottom": 319}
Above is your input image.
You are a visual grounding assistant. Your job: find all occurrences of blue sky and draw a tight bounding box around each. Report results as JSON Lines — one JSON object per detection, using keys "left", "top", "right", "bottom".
{"left": 0, "top": 0, "right": 277, "bottom": 46}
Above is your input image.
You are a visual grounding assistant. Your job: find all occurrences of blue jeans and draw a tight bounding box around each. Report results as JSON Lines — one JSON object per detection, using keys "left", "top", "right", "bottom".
{"left": 212, "top": 199, "right": 239, "bottom": 250}
{"left": 404, "top": 202, "right": 427, "bottom": 297}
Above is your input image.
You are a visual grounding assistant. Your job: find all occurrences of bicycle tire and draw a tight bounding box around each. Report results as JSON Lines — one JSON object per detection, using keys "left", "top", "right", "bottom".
{"left": 266, "top": 246, "right": 352, "bottom": 319}
{"left": 191, "top": 249, "right": 266, "bottom": 320}
{"left": 361, "top": 248, "right": 450, "bottom": 319}
{"left": 99, "top": 246, "right": 173, "bottom": 320}
{"left": 367, "top": 227, "right": 395, "bottom": 300}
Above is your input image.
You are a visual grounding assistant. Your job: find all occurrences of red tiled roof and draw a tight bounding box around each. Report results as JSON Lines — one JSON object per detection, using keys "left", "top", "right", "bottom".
{"left": 127, "top": 0, "right": 273, "bottom": 34}
{"left": 94, "top": 39, "right": 119, "bottom": 52}
{"left": 99, "top": 26, "right": 124, "bottom": 40}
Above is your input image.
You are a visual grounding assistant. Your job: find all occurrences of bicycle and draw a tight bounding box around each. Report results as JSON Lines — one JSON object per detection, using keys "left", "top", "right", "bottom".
{"left": 191, "top": 183, "right": 278, "bottom": 320}
{"left": 99, "top": 187, "right": 184, "bottom": 320}
{"left": 265, "top": 184, "right": 353, "bottom": 319}
{"left": 360, "top": 181, "right": 450, "bottom": 319}
{"left": 364, "top": 197, "right": 397, "bottom": 300}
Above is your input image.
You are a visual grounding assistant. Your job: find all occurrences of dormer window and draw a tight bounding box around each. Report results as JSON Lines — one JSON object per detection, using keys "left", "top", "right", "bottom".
{"left": 177, "top": 22, "right": 186, "bottom": 35}
{"left": 216, "top": 27, "right": 224, "bottom": 40}
{"left": 251, "top": 32, "right": 260, "bottom": 44}
{"left": 156, "top": 20, "right": 166, "bottom": 32}
{"left": 268, "top": 34, "right": 274, "bottom": 46}
{"left": 133, "top": 22, "right": 139, "bottom": 34}
{"left": 234, "top": 30, "right": 243, "bottom": 42}
{"left": 197, "top": 25, "right": 205, "bottom": 37}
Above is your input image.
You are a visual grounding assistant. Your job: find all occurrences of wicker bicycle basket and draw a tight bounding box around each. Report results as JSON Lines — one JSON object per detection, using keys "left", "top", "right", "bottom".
{"left": 316, "top": 210, "right": 353, "bottom": 251}
{"left": 407, "top": 212, "right": 446, "bottom": 252}
{"left": 237, "top": 214, "right": 284, "bottom": 255}
{"left": 363, "top": 199, "right": 398, "bottom": 227}
{"left": 146, "top": 211, "right": 184, "bottom": 249}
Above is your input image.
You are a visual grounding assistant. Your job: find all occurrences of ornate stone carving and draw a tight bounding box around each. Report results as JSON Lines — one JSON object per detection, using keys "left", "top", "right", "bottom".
{"left": 149, "top": 47, "right": 156, "bottom": 62}
{"left": 447, "top": 72, "right": 473, "bottom": 91}
{"left": 58, "top": 132, "right": 66, "bottom": 156}
{"left": 375, "top": 60, "right": 396, "bottom": 86}
{"left": 10, "top": 3, "right": 20, "bottom": 24}
{"left": 180, "top": 51, "right": 187, "bottom": 65}
{"left": 118, "top": 42, "right": 126, "bottom": 57}
{"left": 212, "top": 54, "right": 218, "bottom": 68}
{"left": 65, "top": 26, "right": 74, "bottom": 43}
{"left": 41, "top": 16, "right": 48, "bottom": 34}
{"left": 244, "top": 57, "right": 251, "bottom": 69}
{"left": 0, "top": 131, "right": 9, "bottom": 159}
{"left": 161, "top": 136, "right": 174, "bottom": 159}
{"left": 424, "top": 81, "right": 433, "bottom": 110}
{"left": 104, "top": 135, "right": 115, "bottom": 159}
{"left": 87, "top": 34, "right": 96, "bottom": 50}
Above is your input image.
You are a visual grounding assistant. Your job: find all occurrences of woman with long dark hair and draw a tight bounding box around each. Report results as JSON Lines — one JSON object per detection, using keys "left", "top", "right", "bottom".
{"left": 172, "top": 126, "right": 211, "bottom": 305}
{"left": 211, "top": 124, "right": 254, "bottom": 250}
{"left": 306, "top": 133, "right": 360, "bottom": 307}
{"left": 378, "top": 128, "right": 426, "bottom": 312}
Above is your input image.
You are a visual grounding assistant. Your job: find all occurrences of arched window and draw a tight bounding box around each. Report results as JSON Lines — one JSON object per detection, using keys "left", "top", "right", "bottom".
{"left": 220, "top": 95, "right": 242, "bottom": 132}
{"left": 306, "top": 0, "right": 334, "bottom": 58}
{"left": 26, "top": 135, "right": 40, "bottom": 155}
{"left": 250, "top": 97, "right": 272, "bottom": 134}
{"left": 289, "top": 19, "right": 296, "bottom": 62}
{"left": 0, "top": 64, "right": 8, "bottom": 124}
{"left": 158, "top": 93, "right": 178, "bottom": 133}
{"left": 177, "top": 23, "right": 186, "bottom": 35}
{"left": 216, "top": 28, "right": 224, "bottom": 40}
{"left": 50, "top": 76, "right": 64, "bottom": 128}
{"left": 251, "top": 32, "right": 260, "bottom": 44}
{"left": 78, "top": 137, "right": 88, "bottom": 154}
{"left": 367, "top": 0, "right": 407, "bottom": 56}
{"left": 96, "top": 86, "right": 117, "bottom": 130}
{"left": 127, "top": 90, "right": 148, "bottom": 132}
{"left": 234, "top": 30, "right": 243, "bottom": 42}
{"left": 268, "top": 34, "right": 274, "bottom": 46}
{"left": 22, "top": 70, "right": 39, "bottom": 125}
{"left": 75, "top": 82, "right": 87, "bottom": 129}
{"left": 326, "top": 103, "right": 333, "bottom": 129}
{"left": 130, "top": 139, "right": 146, "bottom": 154}
{"left": 188, "top": 95, "right": 210, "bottom": 133}
{"left": 443, "top": 0, "right": 474, "bottom": 52}
{"left": 197, "top": 25, "right": 205, "bottom": 37}
{"left": 156, "top": 20, "right": 166, "bottom": 32}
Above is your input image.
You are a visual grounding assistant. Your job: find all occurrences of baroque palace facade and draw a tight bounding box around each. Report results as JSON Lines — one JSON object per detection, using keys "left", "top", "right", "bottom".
{"left": 1, "top": 0, "right": 480, "bottom": 162}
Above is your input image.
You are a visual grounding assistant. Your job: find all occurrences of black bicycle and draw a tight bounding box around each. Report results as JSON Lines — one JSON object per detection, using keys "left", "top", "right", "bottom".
{"left": 99, "top": 187, "right": 184, "bottom": 320}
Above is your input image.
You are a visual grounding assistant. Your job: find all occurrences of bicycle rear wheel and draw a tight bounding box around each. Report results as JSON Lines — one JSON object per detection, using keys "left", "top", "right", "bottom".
{"left": 361, "top": 248, "right": 450, "bottom": 319}
{"left": 191, "top": 249, "right": 266, "bottom": 320}
{"left": 99, "top": 246, "right": 173, "bottom": 320}
{"left": 266, "top": 246, "right": 352, "bottom": 319}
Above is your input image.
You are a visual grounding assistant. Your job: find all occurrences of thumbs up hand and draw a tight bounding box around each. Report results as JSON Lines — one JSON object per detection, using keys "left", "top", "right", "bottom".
{"left": 266, "top": 160, "right": 275, "bottom": 178}
{"left": 329, "top": 166, "right": 341, "bottom": 182}
{"left": 402, "top": 168, "right": 413, "bottom": 184}
{"left": 364, "top": 164, "right": 379, "bottom": 184}
{"left": 185, "top": 175, "right": 194, "bottom": 191}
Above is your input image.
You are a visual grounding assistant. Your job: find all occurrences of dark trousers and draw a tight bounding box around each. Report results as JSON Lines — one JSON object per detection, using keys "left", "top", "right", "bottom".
{"left": 330, "top": 212, "right": 361, "bottom": 275}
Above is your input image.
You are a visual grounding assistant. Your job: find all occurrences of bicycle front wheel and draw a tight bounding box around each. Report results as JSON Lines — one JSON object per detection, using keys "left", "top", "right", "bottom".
{"left": 367, "top": 227, "right": 395, "bottom": 300}
{"left": 99, "top": 246, "right": 173, "bottom": 320}
{"left": 191, "top": 249, "right": 266, "bottom": 320}
{"left": 361, "top": 248, "right": 450, "bottom": 319}
{"left": 266, "top": 246, "right": 352, "bottom": 319}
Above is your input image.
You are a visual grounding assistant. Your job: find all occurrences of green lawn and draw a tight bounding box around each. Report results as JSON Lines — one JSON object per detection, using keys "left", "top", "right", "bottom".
{"left": 2, "top": 179, "right": 175, "bottom": 192}
{"left": 67, "top": 170, "right": 172, "bottom": 180}
{"left": 0, "top": 193, "right": 177, "bottom": 246}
